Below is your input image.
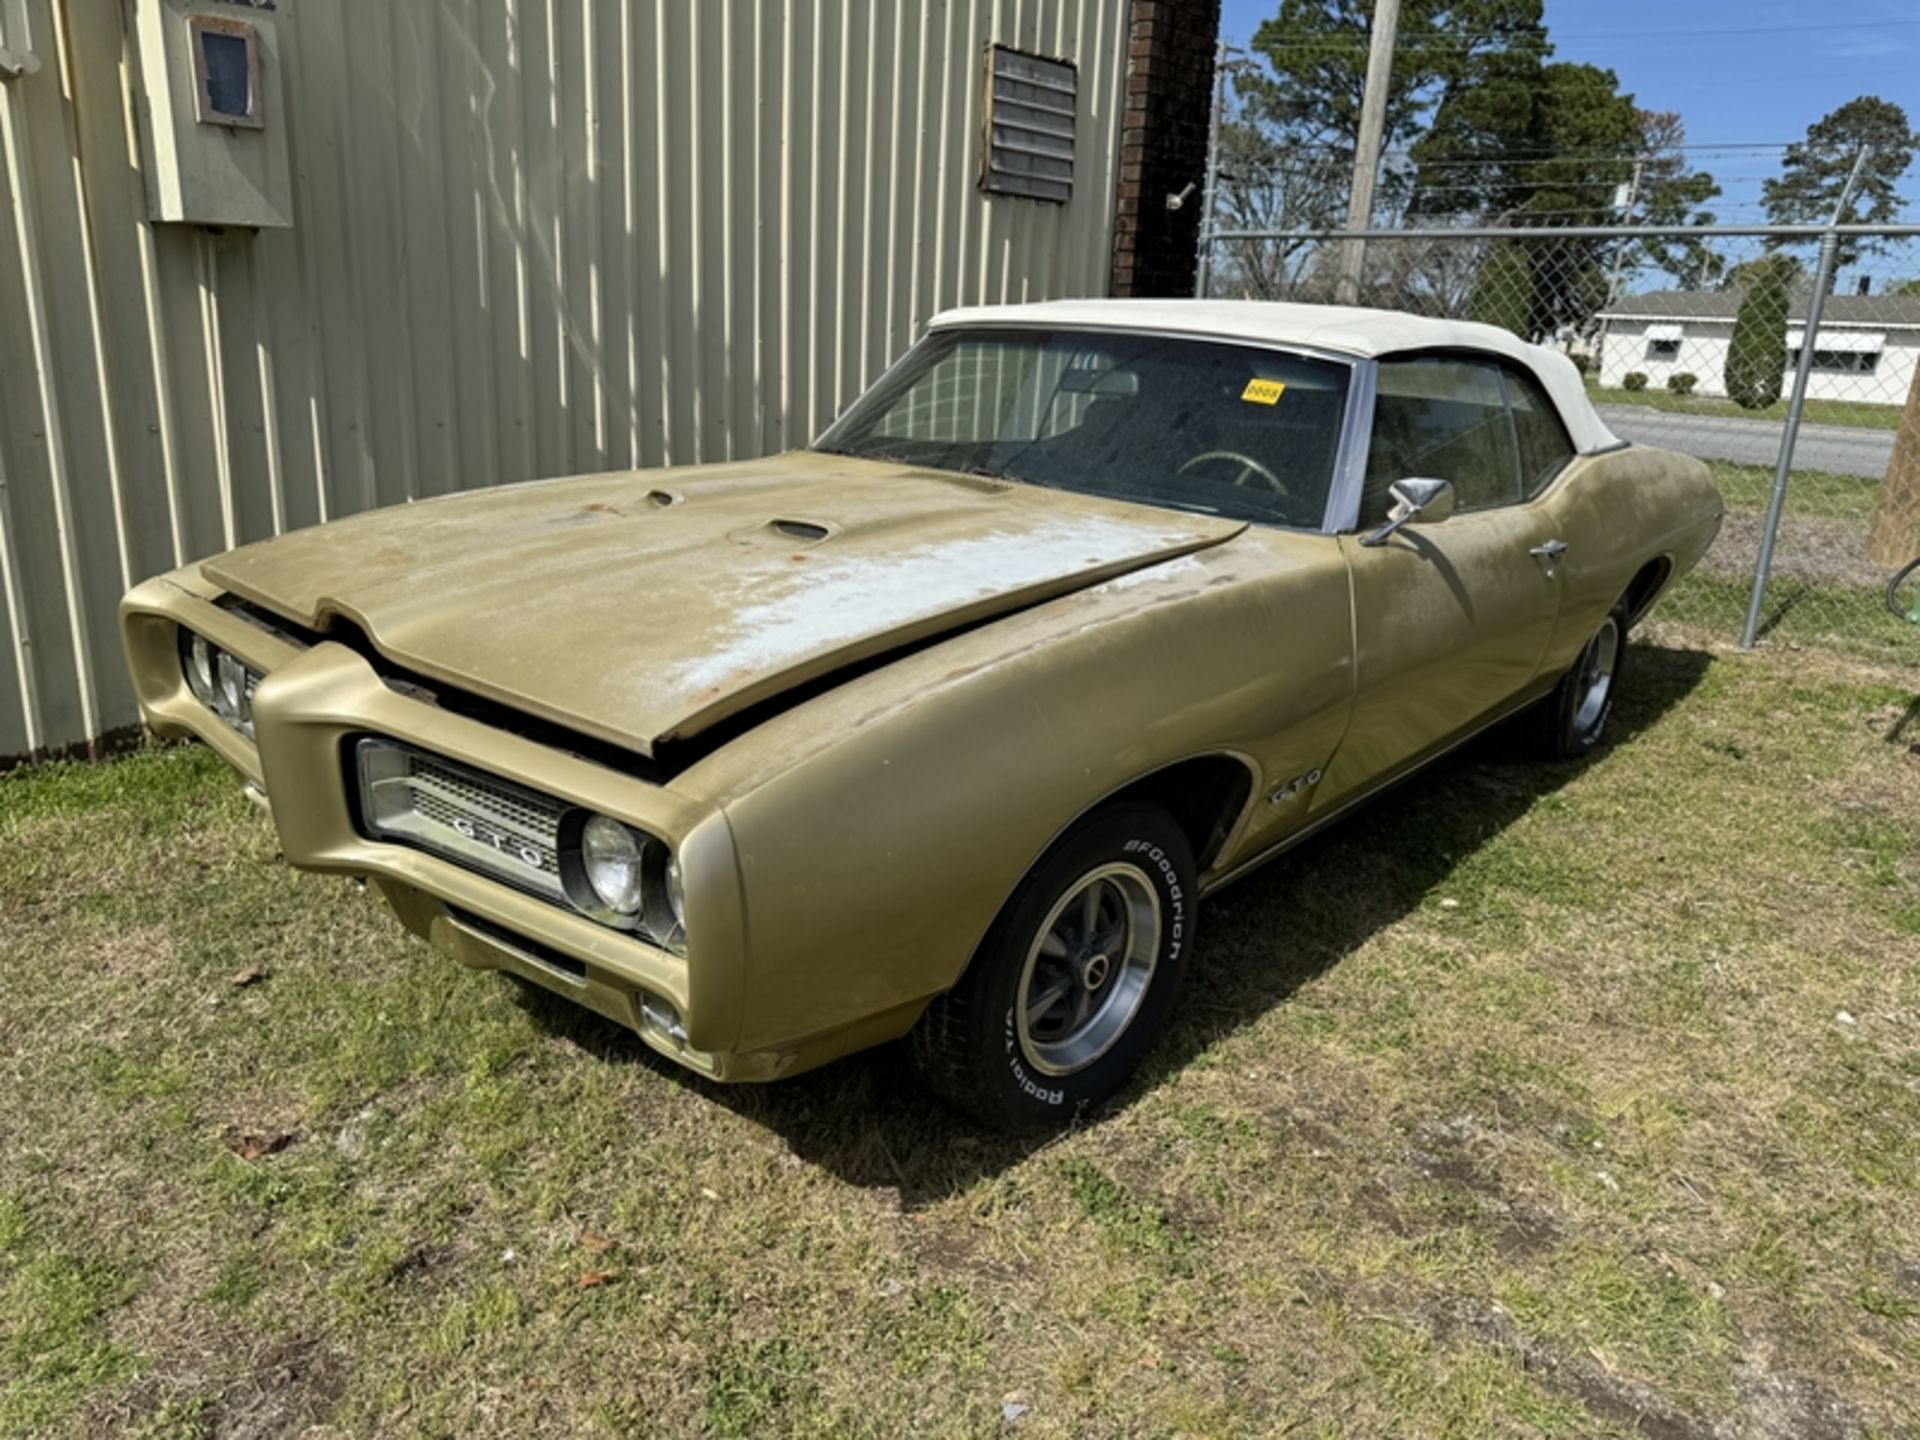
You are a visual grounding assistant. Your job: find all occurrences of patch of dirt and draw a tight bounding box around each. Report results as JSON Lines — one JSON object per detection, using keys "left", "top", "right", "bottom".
{"left": 1432, "top": 1299, "right": 1876, "bottom": 1440}
{"left": 1419, "top": 1151, "right": 1564, "bottom": 1261}
{"left": 1702, "top": 511, "right": 1885, "bottom": 591}
{"left": 895, "top": 1213, "right": 1020, "bottom": 1292}
{"left": 95, "top": 1241, "right": 349, "bottom": 1439}
{"left": 1433, "top": 1298, "right": 1713, "bottom": 1440}
{"left": 209, "top": 1338, "right": 351, "bottom": 1440}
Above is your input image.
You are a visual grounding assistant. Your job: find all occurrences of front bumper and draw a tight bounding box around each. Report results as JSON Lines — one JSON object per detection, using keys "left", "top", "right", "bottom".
{"left": 120, "top": 573, "right": 776, "bottom": 1076}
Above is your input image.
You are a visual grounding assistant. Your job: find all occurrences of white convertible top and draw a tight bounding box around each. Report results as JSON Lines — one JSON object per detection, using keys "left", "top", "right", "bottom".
{"left": 929, "top": 298, "right": 1623, "bottom": 455}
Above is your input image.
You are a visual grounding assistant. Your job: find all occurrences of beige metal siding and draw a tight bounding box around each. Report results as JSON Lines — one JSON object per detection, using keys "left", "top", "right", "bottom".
{"left": 0, "top": 0, "right": 1129, "bottom": 761}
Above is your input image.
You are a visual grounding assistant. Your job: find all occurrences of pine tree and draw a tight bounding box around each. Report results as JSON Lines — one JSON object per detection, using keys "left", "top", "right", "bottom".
{"left": 1724, "top": 260, "right": 1792, "bottom": 411}
{"left": 1762, "top": 97, "right": 1918, "bottom": 271}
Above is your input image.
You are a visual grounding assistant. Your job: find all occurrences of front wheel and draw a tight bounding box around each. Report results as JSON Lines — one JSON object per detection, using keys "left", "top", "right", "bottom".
{"left": 908, "top": 804, "right": 1197, "bottom": 1130}
{"left": 1538, "top": 601, "right": 1628, "bottom": 758}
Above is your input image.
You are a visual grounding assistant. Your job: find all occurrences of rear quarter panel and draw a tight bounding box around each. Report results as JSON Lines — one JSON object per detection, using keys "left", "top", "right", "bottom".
{"left": 674, "top": 532, "right": 1356, "bottom": 1057}
{"left": 1541, "top": 445, "right": 1723, "bottom": 672}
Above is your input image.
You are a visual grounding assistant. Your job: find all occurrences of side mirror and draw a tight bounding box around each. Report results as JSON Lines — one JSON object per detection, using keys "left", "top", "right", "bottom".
{"left": 1359, "top": 477, "right": 1456, "bottom": 547}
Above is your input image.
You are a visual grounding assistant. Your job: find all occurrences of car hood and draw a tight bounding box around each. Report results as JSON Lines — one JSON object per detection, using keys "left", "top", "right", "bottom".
{"left": 204, "top": 452, "right": 1245, "bottom": 754}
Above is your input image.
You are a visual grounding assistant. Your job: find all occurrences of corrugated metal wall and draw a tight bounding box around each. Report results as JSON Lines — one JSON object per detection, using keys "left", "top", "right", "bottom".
{"left": 0, "top": 0, "right": 1130, "bottom": 762}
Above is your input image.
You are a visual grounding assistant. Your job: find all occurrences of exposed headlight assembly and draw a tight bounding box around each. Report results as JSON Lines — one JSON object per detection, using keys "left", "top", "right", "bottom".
{"left": 179, "top": 629, "right": 257, "bottom": 737}
{"left": 558, "top": 808, "right": 687, "bottom": 953}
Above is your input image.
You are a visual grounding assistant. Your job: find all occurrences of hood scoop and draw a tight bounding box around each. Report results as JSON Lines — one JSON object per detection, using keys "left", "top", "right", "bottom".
{"left": 769, "top": 518, "right": 831, "bottom": 543}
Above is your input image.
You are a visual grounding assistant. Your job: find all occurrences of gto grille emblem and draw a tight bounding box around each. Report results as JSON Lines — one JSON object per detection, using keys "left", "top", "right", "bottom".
{"left": 449, "top": 815, "right": 550, "bottom": 872}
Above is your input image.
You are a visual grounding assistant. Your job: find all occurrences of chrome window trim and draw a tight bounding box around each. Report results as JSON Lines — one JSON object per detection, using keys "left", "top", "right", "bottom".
{"left": 815, "top": 324, "right": 1365, "bottom": 536}
{"left": 1323, "top": 357, "right": 1378, "bottom": 535}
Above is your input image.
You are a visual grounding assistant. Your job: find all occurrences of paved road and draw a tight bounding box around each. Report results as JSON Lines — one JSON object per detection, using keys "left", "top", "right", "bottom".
{"left": 1596, "top": 404, "right": 1895, "bottom": 479}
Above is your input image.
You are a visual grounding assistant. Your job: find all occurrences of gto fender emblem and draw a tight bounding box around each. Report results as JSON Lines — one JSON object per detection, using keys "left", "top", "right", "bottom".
{"left": 1268, "top": 769, "right": 1322, "bottom": 805}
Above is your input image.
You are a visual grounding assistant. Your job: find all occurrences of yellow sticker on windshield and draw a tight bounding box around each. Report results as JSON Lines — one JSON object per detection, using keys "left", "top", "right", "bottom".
{"left": 1241, "top": 378, "right": 1286, "bottom": 405}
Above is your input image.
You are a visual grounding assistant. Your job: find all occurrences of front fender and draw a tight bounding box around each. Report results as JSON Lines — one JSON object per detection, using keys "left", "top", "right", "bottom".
{"left": 696, "top": 540, "right": 1354, "bottom": 1055}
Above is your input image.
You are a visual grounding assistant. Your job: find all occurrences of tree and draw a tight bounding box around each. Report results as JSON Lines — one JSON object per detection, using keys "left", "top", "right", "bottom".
{"left": 1725, "top": 257, "right": 1794, "bottom": 411}
{"left": 1470, "top": 244, "right": 1532, "bottom": 336}
{"left": 1762, "top": 97, "right": 1918, "bottom": 270}
{"left": 1720, "top": 253, "right": 1808, "bottom": 293}
{"left": 1869, "top": 364, "right": 1920, "bottom": 567}
{"left": 1239, "top": 0, "right": 1549, "bottom": 222}
{"left": 1211, "top": 102, "right": 1352, "bottom": 298}
{"left": 1629, "top": 111, "right": 1724, "bottom": 288}
{"left": 1407, "top": 61, "right": 1712, "bottom": 335}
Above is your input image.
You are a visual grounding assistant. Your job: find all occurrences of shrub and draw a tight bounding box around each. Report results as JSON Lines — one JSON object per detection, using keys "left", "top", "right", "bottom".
{"left": 1570, "top": 351, "right": 1596, "bottom": 375}
{"left": 1622, "top": 371, "right": 1649, "bottom": 392}
{"left": 1726, "top": 259, "right": 1793, "bottom": 410}
{"left": 1666, "top": 372, "right": 1699, "bottom": 396}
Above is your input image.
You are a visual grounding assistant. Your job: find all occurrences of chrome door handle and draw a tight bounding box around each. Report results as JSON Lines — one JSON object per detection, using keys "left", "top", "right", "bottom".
{"left": 1529, "top": 539, "right": 1569, "bottom": 559}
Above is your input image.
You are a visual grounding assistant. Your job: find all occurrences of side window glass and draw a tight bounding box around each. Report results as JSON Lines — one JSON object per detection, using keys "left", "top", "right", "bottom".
{"left": 1360, "top": 358, "right": 1521, "bottom": 525}
{"left": 1502, "top": 366, "right": 1576, "bottom": 497}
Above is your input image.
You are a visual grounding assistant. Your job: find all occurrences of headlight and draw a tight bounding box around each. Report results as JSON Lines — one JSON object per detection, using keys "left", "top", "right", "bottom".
{"left": 217, "top": 651, "right": 248, "bottom": 722}
{"left": 179, "top": 630, "right": 258, "bottom": 736}
{"left": 186, "top": 634, "right": 215, "bottom": 703}
{"left": 562, "top": 811, "right": 685, "bottom": 952}
{"left": 580, "top": 814, "right": 646, "bottom": 916}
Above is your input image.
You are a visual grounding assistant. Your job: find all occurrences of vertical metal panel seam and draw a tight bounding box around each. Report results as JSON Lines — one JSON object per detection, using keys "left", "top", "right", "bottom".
{"left": 616, "top": 0, "right": 638, "bottom": 463}
{"left": 50, "top": 0, "right": 133, "bottom": 592}
{"left": 273, "top": 3, "right": 332, "bottom": 524}
{"left": 0, "top": 418, "right": 43, "bottom": 753}
{"left": 191, "top": 234, "right": 235, "bottom": 548}
{"left": 580, "top": 0, "right": 607, "bottom": 468}
{"left": 0, "top": 60, "right": 96, "bottom": 742}
{"left": 380, "top": 1, "right": 422, "bottom": 500}
{"left": 248, "top": 243, "right": 287, "bottom": 534}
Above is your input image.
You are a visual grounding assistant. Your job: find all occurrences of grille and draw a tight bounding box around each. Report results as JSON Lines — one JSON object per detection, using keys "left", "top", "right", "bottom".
{"left": 354, "top": 738, "right": 569, "bottom": 902}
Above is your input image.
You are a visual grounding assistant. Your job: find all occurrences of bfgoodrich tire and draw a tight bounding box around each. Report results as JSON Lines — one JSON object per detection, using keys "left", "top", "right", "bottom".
{"left": 1539, "top": 600, "right": 1629, "bottom": 759}
{"left": 909, "top": 804, "right": 1197, "bottom": 1130}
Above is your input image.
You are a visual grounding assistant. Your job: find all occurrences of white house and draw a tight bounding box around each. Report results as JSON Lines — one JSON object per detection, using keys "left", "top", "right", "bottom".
{"left": 1595, "top": 291, "right": 1920, "bottom": 408}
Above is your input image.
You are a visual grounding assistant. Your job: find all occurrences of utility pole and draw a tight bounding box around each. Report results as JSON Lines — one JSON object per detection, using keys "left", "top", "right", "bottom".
{"left": 1336, "top": 0, "right": 1401, "bottom": 306}
{"left": 1193, "top": 39, "right": 1231, "bottom": 299}
{"left": 1594, "top": 157, "right": 1644, "bottom": 370}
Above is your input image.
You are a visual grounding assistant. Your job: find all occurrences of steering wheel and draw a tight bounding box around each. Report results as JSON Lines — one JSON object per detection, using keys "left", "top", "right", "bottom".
{"left": 1178, "top": 449, "right": 1289, "bottom": 495}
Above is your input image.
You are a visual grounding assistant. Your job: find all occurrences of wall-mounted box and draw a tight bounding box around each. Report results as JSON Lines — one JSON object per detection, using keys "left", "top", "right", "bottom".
{"left": 130, "top": 0, "right": 292, "bottom": 228}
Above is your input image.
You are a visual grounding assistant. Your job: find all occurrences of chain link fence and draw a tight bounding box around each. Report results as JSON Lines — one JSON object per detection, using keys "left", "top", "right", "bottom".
{"left": 1199, "top": 222, "right": 1920, "bottom": 663}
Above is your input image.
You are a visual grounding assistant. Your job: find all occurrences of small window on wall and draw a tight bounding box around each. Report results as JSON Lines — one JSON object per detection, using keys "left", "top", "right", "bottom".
{"left": 982, "top": 45, "right": 1076, "bottom": 203}
{"left": 188, "top": 15, "right": 264, "bottom": 129}
{"left": 1646, "top": 337, "right": 1682, "bottom": 361}
{"left": 1789, "top": 348, "right": 1882, "bottom": 374}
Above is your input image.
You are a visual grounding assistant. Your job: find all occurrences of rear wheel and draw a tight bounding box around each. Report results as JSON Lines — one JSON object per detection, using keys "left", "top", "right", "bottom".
{"left": 909, "top": 804, "right": 1196, "bottom": 1130}
{"left": 1539, "top": 601, "right": 1628, "bottom": 758}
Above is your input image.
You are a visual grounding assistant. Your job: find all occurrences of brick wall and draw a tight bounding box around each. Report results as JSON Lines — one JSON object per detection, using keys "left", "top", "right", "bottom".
{"left": 1110, "top": 0, "right": 1223, "bottom": 298}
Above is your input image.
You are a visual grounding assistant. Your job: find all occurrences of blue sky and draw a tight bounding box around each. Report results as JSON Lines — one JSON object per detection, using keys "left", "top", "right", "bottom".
{"left": 1213, "top": 1, "right": 1920, "bottom": 223}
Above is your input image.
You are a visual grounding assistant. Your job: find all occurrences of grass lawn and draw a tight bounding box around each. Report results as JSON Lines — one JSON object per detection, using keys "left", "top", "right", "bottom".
{"left": 1586, "top": 382, "right": 1905, "bottom": 432}
{"left": 1703, "top": 457, "right": 1879, "bottom": 524}
{"left": 3, "top": 627, "right": 1919, "bottom": 1437}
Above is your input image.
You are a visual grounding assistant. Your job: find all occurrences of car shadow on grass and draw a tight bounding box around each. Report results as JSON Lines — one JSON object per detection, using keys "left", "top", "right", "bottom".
{"left": 509, "top": 642, "right": 1714, "bottom": 1208}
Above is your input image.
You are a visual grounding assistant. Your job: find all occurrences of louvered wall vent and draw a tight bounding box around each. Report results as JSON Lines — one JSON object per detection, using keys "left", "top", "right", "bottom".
{"left": 982, "top": 45, "right": 1076, "bottom": 204}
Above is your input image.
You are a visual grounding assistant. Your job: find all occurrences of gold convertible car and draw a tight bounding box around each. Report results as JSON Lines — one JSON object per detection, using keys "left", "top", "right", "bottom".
{"left": 122, "top": 300, "right": 1722, "bottom": 1127}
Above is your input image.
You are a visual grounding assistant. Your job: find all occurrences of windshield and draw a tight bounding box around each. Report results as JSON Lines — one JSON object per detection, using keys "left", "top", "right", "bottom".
{"left": 816, "top": 328, "right": 1353, "bottom": 529}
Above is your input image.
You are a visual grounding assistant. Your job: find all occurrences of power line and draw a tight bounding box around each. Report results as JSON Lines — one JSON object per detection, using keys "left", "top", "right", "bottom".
{"left": 1244, "top": 18, "right": 1920, "bottom": 51}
